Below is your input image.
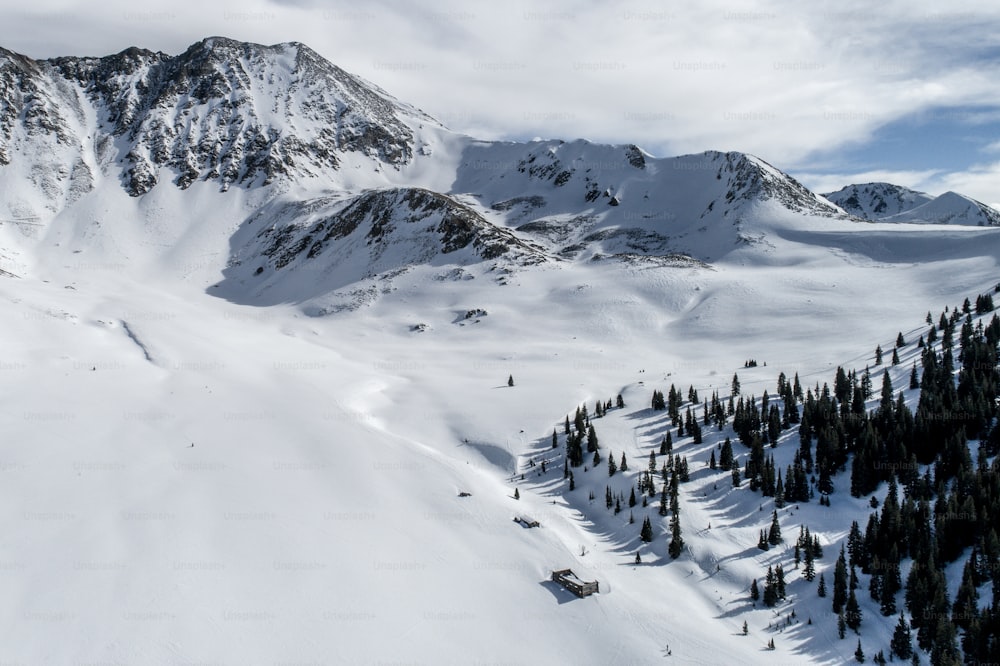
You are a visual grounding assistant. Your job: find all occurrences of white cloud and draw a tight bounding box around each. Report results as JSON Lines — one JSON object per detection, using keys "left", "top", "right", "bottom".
{"left": 796, "top": 170, "right": 942, "bottom": 197}
{"left": 3, "top": 0, "right": 1000, "bottom": 171}
{"left": 931, "top": 161, "right": 1000, "bottom": 207}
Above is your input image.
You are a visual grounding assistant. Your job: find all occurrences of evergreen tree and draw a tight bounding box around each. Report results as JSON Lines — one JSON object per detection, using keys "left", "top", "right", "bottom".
{"left": 568, "top": 471, "right": 575, "bottom": 491}
{"left": 750, "top": 578, "right": 759, "bottom": 603}
{"left": 587, "top": 424, "right": 599, "bottom": 452}
{"left": 855, "top": 639, "right": 865, "bottom": 663}
{"left": 620, "top": 451, "right": 628, "bottom": 472}
{"left": 803, "top": 545, "right": 816, "bottom": 581}
{"left": 628, "top": 487, "right": 637, "bottom": 508}
{"left": 508, "top": 374, "right": 514, "bottom": 387}
{"left": 838, "top": 611, "right": 846, "bottom": 639}
{"left": 845, "top": 587, "right": 862, "bottom": 632}
{"left": 513, "top": 487, "right": 520, "bottom": 500}
{"left": 608, "top": 453, "right": 617, "bottom": 476}
{"left": 640, "top": 516, "right": 653, "bottom": 542}
{"left": 817, "top": 572, "right": 827, "bottom": 597}
{"left": 890, "top": 614, "right": 912, "bottom": 660}
{"left": 833, "top": 547, "right": 848, "bottom": 613}
{"left": 668, "top": 511, "right": 684, "bottom": 559}
{"left": 768, "top": 510, "right": 782, "bottom": 545}
{"left": 763, "top": 566, "right": 778, "bottom": 607}
{"left": 875, "top": 344, "right": 883, "bottom": 365}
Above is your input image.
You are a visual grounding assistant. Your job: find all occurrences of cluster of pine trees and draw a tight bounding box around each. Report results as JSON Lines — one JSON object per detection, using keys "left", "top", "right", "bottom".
{"left": 554, "top": 388, "right": 694, "bottom": 561}
{"left": 545, "top": 287, "right": 1000, "bottom": 663}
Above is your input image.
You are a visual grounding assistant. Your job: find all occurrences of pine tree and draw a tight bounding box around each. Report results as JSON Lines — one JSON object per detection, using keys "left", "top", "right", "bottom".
{"left": 890, "top": 614, "right": 912, "bottom": 660}
{"left": 767, "top": 510, "right": 782, "bottom": 545}
{"left": 608, "top": 453, "right": 617, "bottom": 476}
{"left": 508, "top": 374, "right": 514, "bottom": 387}
{"left": 742, "top": 620, "right": 748, "bottom": 635}
{"left": 817, "top": 572, "right": 827, "bottom": 597}
{"left": 750, "top": 578, "right": 759, "bottom": 603}
{"left": 763, "top": 566, "right": 778, "bottom": 607}
{"left": 587, "top": 424, "right": 599, "bottom": 452}
{"left": 875, "top": 345, "right": 883, "bottom": 365}
{"left": 855, "top": 639, "right": 865, "bottom": 662}
{"left": 803, "top": 545, "right": 816, "bottom": 581}
{"left": 640, "top": 516, "right": 653, "bottom": 542}
{"left": 513, "top": 487, "right": 520, "bottom": 500}
{"left": 709, "top": 449, "right": 717, "bottom": 469}
{"left": 833, "top": 547, "right": 848, "bottom": 613}
{"left": 568, "top": 471, "right": 575, "bottom": 491}
{"left": 838, "top": 611, "right": 846, "bottom": 639}
{"left": 620, "top": 451, "right": 628, "bottom": 472}
{"left": 668, "top": 511, "right": 684, "bottom": 559}
{"left": 845, "top": 587, "right": 862, "bottom": 632}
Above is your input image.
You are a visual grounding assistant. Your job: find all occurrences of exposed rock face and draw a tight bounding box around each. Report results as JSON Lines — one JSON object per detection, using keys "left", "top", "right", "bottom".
{"left": 3, "top": 37, "right": 424, "bottom": 196}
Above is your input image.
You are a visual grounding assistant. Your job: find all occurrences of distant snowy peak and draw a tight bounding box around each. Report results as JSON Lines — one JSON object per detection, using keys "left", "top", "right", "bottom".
{"left": 2, "top": 37, "right": 437, "bottom": 196}
{"left": 823, "top": 182, "right": 933, "bottom": 220}
{"left": 881, "top": 190, "right": 1000, "bottom": 226}
{"left": 824, "top": 183, "right": 1000, "bottom": 226}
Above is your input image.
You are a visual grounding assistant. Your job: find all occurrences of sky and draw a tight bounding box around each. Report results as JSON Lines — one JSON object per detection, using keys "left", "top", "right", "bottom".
{"left": 3, "top": 0, "right": 1000, "bottom": 206}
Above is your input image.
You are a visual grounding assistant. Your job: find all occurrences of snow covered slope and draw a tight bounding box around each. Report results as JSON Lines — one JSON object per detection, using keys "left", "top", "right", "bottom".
{"left": 880, "top": 190, "right": 1000, "bottom": 226}
{"left": 1, "top": 37, "right": 1000, "bottom": 665}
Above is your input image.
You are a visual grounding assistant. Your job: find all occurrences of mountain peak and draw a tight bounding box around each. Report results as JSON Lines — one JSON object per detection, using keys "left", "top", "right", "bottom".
{"left": 823, "top": 182, "right": 933, "bottom": 220}
{"left": 21, "top": 37, "right": 431, "bottom": 195}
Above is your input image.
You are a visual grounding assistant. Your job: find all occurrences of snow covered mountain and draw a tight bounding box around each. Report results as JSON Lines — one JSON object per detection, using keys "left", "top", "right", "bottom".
{"left": 824, "top": 182, "right": 1000, "bottom": 226}
{"left": 880, "top": 190, "right": 1000, "bottom": 226}
{"left": 1, "top": 36, "right": 437, "bottom": 204}
{"left": 823, "top": 182, "right": 934, "bottom": 220}
{"left": 2, "top": 37, "right": 1000, "bottom": 665}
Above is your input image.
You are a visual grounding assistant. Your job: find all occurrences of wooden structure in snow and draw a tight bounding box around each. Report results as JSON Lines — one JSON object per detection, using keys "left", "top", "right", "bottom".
{"left": 551, "top": 569, "right": 599, "bottom": 597}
